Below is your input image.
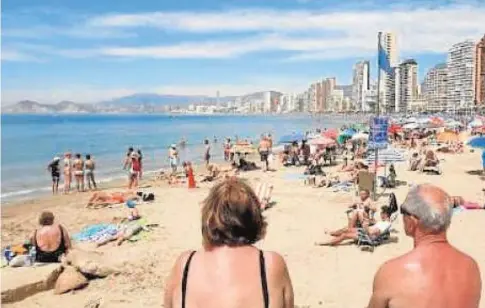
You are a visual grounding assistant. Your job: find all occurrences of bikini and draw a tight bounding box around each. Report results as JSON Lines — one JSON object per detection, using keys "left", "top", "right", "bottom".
{"left": 181, "top": 250, "right": 269, "bottom": 308}
{"left": 33, "top": 226, "right": 67, "bottom": 263}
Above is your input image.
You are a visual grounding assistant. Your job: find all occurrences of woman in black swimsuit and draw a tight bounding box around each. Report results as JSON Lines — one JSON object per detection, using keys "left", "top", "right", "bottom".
{"left": 164, "top": 178, "right": 294, "bottom": 308}
{"left": 30, "top": 211, "right": 71, "bottom": 263}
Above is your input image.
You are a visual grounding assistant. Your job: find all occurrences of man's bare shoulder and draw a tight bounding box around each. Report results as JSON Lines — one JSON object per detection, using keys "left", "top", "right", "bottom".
{"left": 375, "top": 250, "right": 417, "bottom": 279}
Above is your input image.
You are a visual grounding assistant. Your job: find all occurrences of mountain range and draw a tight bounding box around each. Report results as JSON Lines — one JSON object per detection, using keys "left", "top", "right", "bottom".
{"left": 2, "top": 93, "right": 240, "bottom": 114}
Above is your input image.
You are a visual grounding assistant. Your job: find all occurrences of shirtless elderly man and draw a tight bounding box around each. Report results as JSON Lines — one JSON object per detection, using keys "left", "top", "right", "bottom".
{"left": 368, "top": 184, "right": 482, "bottom": 308}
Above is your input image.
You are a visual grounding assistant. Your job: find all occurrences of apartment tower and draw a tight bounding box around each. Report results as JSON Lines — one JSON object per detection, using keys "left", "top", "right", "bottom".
{"left": 447, "top": 40, "right": 476, "bottom": 111}
{"left": 396, "top": 59, "right": 418, "bottom": 113}
{"left": 378, "top": 32, "right": 398, "bottom": 113}
{"left": 352, "top": 61, "right": 370, "bottom": 111}
{"left": 476, "top": 35, "right": 485, "bottom": 105}
{"left": 423, "top": 63, "right": 448, "bottom": 111}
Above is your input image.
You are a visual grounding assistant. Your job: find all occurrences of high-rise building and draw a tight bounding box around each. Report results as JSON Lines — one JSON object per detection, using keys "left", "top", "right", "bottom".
{"left": 312, "top": 77, "right": 336, "bottom": 112}
{"left": 378, "top": 32, "right": 398, "bottom": 113}
{"left": 475, "top": 35, "right": 485, "bottom": 105}
{"left": 396, "top": 59, "right": 418, "bottom": 112}
{"left": 423, "top": 63, "right": 448, "bottom": 111}
{"left": 447, "top": 40, "right": 476, "bottom": 111}
{"left": 352, "top": 61, "right": 370, "bottom": 111}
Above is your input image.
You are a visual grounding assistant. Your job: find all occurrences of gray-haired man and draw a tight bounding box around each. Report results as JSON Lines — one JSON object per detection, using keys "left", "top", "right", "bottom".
{"left": 368, "top": 184, "right": 482, "bottom": 308}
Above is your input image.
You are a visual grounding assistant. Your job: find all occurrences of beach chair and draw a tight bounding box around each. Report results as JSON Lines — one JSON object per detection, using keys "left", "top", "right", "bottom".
{"left": 356, "top": 213, "right": 398, "bottom": 252}
{"left": 255, "top": 182, "right": 274, "bottom": 210}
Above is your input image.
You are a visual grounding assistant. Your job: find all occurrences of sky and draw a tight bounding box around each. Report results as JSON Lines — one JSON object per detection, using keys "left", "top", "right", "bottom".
{"left": 1, "top": 0, "right": 485, "bottom": 104}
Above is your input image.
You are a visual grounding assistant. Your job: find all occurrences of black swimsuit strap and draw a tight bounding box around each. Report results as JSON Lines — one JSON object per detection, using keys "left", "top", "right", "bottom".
{"left": 181, "top": 251, "right": 196, "bottom": 308}
{"left": 259, "top": 250, "right": 269, "bottom": 308}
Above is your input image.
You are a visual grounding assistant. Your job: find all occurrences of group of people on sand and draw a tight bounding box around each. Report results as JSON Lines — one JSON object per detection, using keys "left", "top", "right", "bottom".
{"left": 161, "top": 179, "right": 482, "bottom": 308}
{"left": 48, "top": 152, "right": 97, "bottom": 194}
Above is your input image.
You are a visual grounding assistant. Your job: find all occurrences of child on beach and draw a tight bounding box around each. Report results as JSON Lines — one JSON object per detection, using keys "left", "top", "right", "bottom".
{"left": 183, "top": 161, "right": 196, "bottom": 189}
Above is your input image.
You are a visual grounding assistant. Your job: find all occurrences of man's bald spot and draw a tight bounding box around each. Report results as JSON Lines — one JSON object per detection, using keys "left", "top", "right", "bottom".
{"left": 415, "top": 184, "right": 451, "bottom": 214}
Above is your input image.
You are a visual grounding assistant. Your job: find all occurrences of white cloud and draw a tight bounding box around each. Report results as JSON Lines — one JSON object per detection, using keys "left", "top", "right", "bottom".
{"left": 83, "top": 5, "right": 485, "bottom": 59}
{"left": 1, "top": 49, "right": 41, "bottom": 62}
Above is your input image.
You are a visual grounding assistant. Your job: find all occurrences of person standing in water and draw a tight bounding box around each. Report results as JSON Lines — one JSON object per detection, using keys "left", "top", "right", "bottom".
{"left": 47, "top": 157, "right": 61, "bottom": 194}
{"left": 85, "top": 154, "right": 97, "bottom": 191}
{"left": 169, "top": 144, "right": 179, "bottom": 175}
{"left": 203, "top": 139, "right": 211, "bottom": 166}
{"left": 123, "top": 147, "right": 134, "bottom": 170}
{"left": 63, "top": 152, "right": 72, "bottom": 194}
{"left": 73, "top": 153, "right": 85, "bottom": 192}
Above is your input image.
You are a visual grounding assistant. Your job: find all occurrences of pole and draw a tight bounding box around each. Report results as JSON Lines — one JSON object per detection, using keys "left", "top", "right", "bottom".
{"left": 373, "top": 32, "right": 382, "bottom": 201}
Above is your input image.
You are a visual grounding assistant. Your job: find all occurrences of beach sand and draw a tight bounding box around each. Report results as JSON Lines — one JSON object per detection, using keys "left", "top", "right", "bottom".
{"left": 2, "top": 150, "right": 485, "bottom": 308}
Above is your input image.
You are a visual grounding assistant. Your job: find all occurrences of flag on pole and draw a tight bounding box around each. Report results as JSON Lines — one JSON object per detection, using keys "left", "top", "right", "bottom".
{"left": 378, "top": 32, "right": 393, "bottom": 75}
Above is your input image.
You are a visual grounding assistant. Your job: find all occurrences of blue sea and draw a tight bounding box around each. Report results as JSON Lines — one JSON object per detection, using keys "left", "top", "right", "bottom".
{"left": 1, "top": 113, "right": 358, "bottom": 202}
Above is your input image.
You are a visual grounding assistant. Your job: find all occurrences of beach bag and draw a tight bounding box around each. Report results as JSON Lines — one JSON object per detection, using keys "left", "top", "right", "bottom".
{"left": 8, "top": 254, "right": 31, "bottom": 267}
{"left": 142, "top": 193, "right": 155, "bottom": 202}
{"left": 54, "top": 266, "right": 88, "bottom": 294}
{"left": 64, "top": 249, "right": 116, "bottom": 278}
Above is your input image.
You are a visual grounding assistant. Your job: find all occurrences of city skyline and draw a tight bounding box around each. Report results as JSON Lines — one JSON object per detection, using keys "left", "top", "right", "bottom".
{"left": 2, "top": 0, "right": 485, "bottom": 105}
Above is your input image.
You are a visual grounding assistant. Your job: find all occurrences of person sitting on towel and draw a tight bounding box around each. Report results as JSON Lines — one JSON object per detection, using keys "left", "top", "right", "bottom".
{"left": 315, "top": 206, "right": 391, "bottom": 246}
{"left": 29, "top": 211, "right": 72, "bottom": 263}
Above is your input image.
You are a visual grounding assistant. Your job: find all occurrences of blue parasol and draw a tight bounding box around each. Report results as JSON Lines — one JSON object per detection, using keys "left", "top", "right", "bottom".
{"left": 279, "top": 132, "right": 306, "bottom": 143}
{"left": 467, "top": 136, "right": 485, "bottom": 149}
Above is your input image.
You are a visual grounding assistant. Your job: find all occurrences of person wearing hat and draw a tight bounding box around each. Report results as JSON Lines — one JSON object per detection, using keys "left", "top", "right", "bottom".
{"left": 47, "top": 157, "right": 61, "bottom": 194}
{"left": 169, "top": 144, "right": 178, "bottom": 175}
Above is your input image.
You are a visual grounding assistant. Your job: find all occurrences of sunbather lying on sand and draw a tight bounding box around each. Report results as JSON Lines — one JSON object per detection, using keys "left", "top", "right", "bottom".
{"left": 95, "top": 221, "right": 144, "bottom": 247}
{"left": 451, "top": 196, "right": 485, "bottom": 210}
{"left": 420, "top": 150, "right": 439, "bottom": 170}
{"left": 315, "top": 206, "right": 391, "bottom": 246}
{"left": 86, "top": 191, "right": 139, "bottom": 208}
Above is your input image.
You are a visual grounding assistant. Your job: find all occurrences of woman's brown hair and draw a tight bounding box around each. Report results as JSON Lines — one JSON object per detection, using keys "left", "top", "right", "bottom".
{"left": 39, "top": 211, "right": 55, "bottom": 226}
{"left": 201, "top": 178, "right": 267, "bottom": 247}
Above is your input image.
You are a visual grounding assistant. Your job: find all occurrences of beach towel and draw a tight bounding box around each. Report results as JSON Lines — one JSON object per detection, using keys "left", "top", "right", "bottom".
{"left": 72, "top": 224, "right": 118, "bottom": 243}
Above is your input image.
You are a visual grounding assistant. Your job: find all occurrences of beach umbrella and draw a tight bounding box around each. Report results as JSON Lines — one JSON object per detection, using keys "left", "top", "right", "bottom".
{"left": 445, "top": 120, "right": 463, "bottom": 128}
{"left": 322, "top": 128, "right": 338, "bottom": 140}
{"left": 467, "top": 136, "right": 485, "bottom": 149}
{"left": 436, "top": 131, "right": 459, "bottom": 143}
{"left": 308, "top": 136, "right": 336, "bottom": 147}
{"left": 403, "top": 123, "right": 419, "bottom": 130}
{"left": 365, "top": 147, "right": 405, "bottom": 165}
{"left": 469, "top": 119, "right": 484, "bottom": 128}
{"left": 340, "top": 128, "right": 356, "bottom": 137}
{"left": 351, "top": 132, "right": 369, "bottom": 141}
{"left": 337, "top": 134, "right": 350, "bottom": 144}
{"left": 388, "top": 124, "right": 402, "bottom": 134}
{"left": 279, "top": 133, "right": 305, "bottom": 143}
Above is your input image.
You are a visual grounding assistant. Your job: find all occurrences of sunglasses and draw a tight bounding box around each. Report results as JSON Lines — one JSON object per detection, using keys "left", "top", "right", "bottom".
{"left": 400, "top": 206, "right": 414, "bottom": 217}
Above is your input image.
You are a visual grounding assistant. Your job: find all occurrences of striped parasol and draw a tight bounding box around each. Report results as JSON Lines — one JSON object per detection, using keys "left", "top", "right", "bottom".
{"left": 365, "top": 147, "right": 405, "bottom": 165}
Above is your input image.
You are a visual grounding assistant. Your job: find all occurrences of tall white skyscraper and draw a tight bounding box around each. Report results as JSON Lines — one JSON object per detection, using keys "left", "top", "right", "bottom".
{"left": 378, "top": 32, "right": 398, "bottom": 113}
{"left": 447, "top": 40, "right": 476, "bottom": 111}
{"left": 423, "top": 63, "right": 448, "bottom": 111}
{"left": 396, "top": 59, "right": 418, "bottom": 113}
{"left": 352, "top": 60, "right": 370, "bottom": 111}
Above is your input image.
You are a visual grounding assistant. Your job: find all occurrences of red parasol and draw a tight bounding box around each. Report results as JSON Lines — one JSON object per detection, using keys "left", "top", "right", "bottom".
{"left": 322, "top": 128, "right": 338, "bottom": 140}
{"left": 388, "top": 124, "right": 402, "bottom": 134}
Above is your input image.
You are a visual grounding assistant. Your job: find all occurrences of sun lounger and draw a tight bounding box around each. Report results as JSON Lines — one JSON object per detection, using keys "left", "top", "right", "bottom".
{"left": 255, "top": 182, "right": 273, "bottom": 209}
{"left": 356, "top": 213, "right": 397, "bottom": 252}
